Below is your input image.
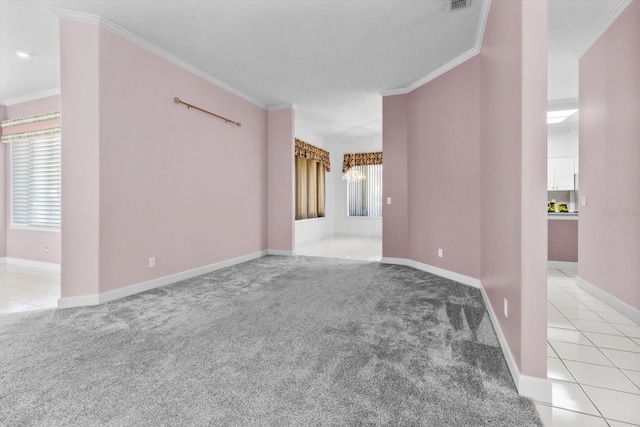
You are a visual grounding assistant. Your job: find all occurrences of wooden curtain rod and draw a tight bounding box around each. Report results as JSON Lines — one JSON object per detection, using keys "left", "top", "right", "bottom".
{"left": 174, "top": 97, "right": 241, "bottom": 127}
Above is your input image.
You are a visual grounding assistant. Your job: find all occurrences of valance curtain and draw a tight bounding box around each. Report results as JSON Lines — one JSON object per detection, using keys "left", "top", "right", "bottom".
{"left": 1, "top": 111, "right": 61, "bottom": 143}
{"left": 295, "top": 138, "right": 330, "bottom": 172}
{"left": 343, "top": 151, "right": 383, "bottom": 173}
{"left": 295, "top": 139, "right": 327, "bottom": 220}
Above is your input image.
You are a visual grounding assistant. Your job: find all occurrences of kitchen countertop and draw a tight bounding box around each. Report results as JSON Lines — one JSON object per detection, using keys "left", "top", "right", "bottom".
{"left": 548, "top": 212, "right": 578, "bottom": 220}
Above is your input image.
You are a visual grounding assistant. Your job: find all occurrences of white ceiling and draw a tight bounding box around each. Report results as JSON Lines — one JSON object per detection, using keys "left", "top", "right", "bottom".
{"left": 0, "top": 0, "right": 630, "bottom": 143}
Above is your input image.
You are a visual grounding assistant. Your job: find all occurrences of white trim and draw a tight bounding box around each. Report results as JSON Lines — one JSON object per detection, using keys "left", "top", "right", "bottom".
{"left": 576, "top": 276, "right": 640, "bottom": 325}
{"left": 295, "top": 232, "right": 334, "bottom": 247}
{"left": 380, "top": 257, "right": 482, "bottom": 289}
{"left": 479, "top": 287, "right": 552, "bottom": 403}
{"left": 576, "top": 0, "right": 633, "bottom": 58}
{"left": 49, "top": 8, "right": 265, "bottom": 109}
{"left": 57, "top": 250, "right": 267, "bottom": 309}
{"left": 380, "top": 48, "right": 479, "bottom": 96}
{"left": 548, "top": 261, "right": 578, "bottom": 270}
{"left": 267, "top": 249, "right": 294, "bottom": 256}
{"left": 1, "top": 88, "right": 61, "bottom": 107}
{"left": 1, "top": 257, "right": 61, "bottom": 273}
{"left": 381, "top": 255, "right": 552, "bottom": 402}
{"left": 268, "top": 104, "right": 296, "bottom": 112}
{"left": 380, "top": 0, "right": 492, "bottom": 96}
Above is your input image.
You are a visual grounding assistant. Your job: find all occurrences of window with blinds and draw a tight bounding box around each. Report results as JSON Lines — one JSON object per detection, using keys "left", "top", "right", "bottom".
{"left": 10, "top": 136, "right": 61, "bottom": 230}
{"left": 347, "top": 165, "right": 382, "bottom": 217}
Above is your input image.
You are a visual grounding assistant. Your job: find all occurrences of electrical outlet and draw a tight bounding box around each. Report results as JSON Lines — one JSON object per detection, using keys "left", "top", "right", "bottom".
{"left": 504, "top": 298, "right": 508, "bottom": 318}
{"left": 149, "top": 257, "right": 156, "bottom": 268}
{"left": 44, "top": 247, "right": 49, "bottom": 254}
{"left": 438, "top": 248, "right": 443, "bottom": 258}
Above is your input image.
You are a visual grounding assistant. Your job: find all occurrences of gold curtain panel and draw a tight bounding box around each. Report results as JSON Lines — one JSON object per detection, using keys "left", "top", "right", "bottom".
{"left": 295, "top": 138, "right": 330, "bottom": 172}
{"left": 343, "top": 152, "right": 383, "bottom": 173}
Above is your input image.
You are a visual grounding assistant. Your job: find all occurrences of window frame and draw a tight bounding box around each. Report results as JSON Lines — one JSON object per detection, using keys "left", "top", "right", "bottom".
{"left": 9, "top": 136, "right": 62, "bottom": 233}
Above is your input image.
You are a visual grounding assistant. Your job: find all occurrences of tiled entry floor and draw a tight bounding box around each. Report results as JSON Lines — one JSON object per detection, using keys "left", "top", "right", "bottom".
{"left": 295, "top": 236, "right": 382, "bottom": 262}
{"left": 0, "top": 264, "right": 60, "bottom": 314}
{"left": 536, "top": 268, "right": 640, "bottom": 426}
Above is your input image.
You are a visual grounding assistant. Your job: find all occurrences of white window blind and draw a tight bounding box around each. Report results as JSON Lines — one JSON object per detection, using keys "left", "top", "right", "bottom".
{"left": 11, "top": 136, "right": 61, "bottom": 229}
{"left": 347, "top": 164, "right": 382, "bottom": 217}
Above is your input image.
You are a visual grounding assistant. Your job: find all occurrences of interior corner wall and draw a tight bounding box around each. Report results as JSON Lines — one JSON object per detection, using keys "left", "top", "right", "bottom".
{"left": 0, "top": 105, "right": 7, "bottom": 258}
{"left": 2, "top": 96, "right": 62, "bottom": 264}
{"left": 578, "top": 0, "right": 640, "bottom": 310}
{"left": 267, "top": 109, "right": 295, "bottom": 252}
{"left": 61, "top": 19, "right": 269, "bottom": 298}
{"left": 382, "top": 95, "right": 409, "bottom": 259}
{"left": 406, "top": 57, "right": 481, "bottom": 279}
{"left": 479, "top": 0, "right": 547, "bottom": 378}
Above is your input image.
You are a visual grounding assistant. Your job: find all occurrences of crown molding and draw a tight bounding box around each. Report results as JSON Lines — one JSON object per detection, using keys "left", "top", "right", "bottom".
{"left": 380, "top": 47, "right": 479, "bottom": 96}
{"left": 49, "top": 7, "right": 266, "bottom": 110}
{"left": 380, "top": 0, "right": 491, "bottom": 97}
{"left": 1, "top": 88, "right": 61, "bottom": 106}
{"left": 576, "top": 0, "right": 633, "bottom": 59}
{"left": 267, "top": 103, "right": 296, "bottom": 112}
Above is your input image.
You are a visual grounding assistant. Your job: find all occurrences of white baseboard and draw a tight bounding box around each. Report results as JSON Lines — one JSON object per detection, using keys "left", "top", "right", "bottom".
{"left": 58, "top": 250, "right": 268, "bottom": 309}
{"left": 334, "top": 232, "right": 382, "bottom": 238}
{"left": 267, "top": 249, "right": 294, "bottom": 256}
{"left": 479, "top": 287, "right": 552, "bottom": 403}
{"left": 548, "top": 261, "right": 578, "bottom": 270}
{"left": 576, "top": 276, "right": 640, "bottom": 325}
{"left": 1, "top": 257, "right": 61, "bottom": 273}
{"left": 381, "top": 256, "right": 552, "bottom": 402}
{"left": 381, "top": 257, "right": 482, "bottom": 289}
{"left": 294, "top": 233, "right": 334, "bottom": 247}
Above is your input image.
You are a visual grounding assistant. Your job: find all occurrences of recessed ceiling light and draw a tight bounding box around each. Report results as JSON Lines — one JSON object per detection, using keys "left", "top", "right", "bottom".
{"left": 15, "top": 49, "right": 32, "bottom": 58}
{"left": 547, "top": 109, "right": 578, "bottom": 119}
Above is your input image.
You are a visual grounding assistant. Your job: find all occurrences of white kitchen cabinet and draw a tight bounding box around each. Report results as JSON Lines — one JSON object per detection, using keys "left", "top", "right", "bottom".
{"left": 548, "top": 158, "right": 576, "bottom": 190}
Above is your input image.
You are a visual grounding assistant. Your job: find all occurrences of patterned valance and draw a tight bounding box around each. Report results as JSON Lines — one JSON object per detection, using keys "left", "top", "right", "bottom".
{"left": 1, "top": 127, "right": 61, "bottom": 143}
{"left": 1, "top": 111, "right": 61, "bottom": 144}
{"left": 295, "top": 138, "right": 330, "bottom": 172}
{"left": 343, "top": 152, "right": 383, "bottom": 173}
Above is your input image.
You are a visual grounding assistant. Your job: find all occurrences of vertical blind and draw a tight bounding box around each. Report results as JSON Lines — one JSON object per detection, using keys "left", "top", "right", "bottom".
{"left": 11, "top": 137, "right": 61, "bottom": 229}
{"left": 347, "top": 164, "right": 382, "bottom": 217}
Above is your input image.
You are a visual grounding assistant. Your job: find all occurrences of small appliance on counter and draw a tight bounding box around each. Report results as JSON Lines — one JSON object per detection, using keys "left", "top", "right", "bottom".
{"left": 557, "top": 203, "right": 568, "bottom": 212}
{"left": 548, "top": 201, "right": 556, "bottom": 212}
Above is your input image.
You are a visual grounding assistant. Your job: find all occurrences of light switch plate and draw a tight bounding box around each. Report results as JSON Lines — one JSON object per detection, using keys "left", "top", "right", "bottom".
{"left": 581, "top": 195, "right": 587, "bottom": 207}
{"left": 387, "top": 197, "right": 391, "bottom": 205}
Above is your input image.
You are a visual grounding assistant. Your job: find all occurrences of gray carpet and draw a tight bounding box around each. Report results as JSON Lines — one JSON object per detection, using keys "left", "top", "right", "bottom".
{"left": 0, "top": 256, "right": 542, "bottom": 426}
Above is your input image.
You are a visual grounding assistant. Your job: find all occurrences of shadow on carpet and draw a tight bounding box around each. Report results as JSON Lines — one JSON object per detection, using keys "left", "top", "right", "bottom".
{"left": 0, "top": 256, "right": 542, "bottom": 426}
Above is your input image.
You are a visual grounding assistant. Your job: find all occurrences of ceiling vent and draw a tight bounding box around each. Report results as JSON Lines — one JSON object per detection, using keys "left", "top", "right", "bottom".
{"left": 448, "top": 0, "right": 470, "bottom": 10}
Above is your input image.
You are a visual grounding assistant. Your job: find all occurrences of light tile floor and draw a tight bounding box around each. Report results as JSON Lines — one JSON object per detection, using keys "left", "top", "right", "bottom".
{"left": 537, "top": 268, "right": 640, "bottom": 426}
{"left": 0, "top": 264, "right": 60, "bottom": 314}
{"left": 295, "top": 236, "right": 382, "bottom": 262}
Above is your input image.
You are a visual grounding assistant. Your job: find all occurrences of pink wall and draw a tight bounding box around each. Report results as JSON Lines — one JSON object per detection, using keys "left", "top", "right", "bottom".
{"left": 406, "top": 57, "right": 481, "bottom": 278}
{"left": 480, "top": 0, "right": 548, "bottom": 377}
{"left": 3, "top": 95, "right": 61, "bottom": 264}
{"left": 549, "top": 220, "right": 578, "bottom": 262}
{"left": 60, "top": 21, "right": 100, "bottom": 297}
{"left": 382, "top": 95, "right": 408, "bottom": 259}
{"left": 267, "top": 108, "right": 295, "bottom": 252}
{"left": 0, "top": 105, "right": 6, "bottom": 258}
{"left": 60, "top": 20, "right": 269, "bottom": 297}
{"left": 579, "top": 0, "right": 640, "bottom": 309}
